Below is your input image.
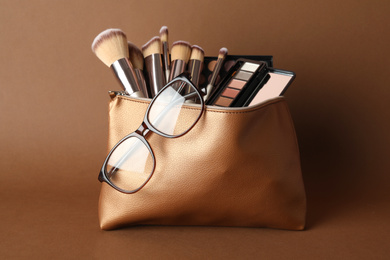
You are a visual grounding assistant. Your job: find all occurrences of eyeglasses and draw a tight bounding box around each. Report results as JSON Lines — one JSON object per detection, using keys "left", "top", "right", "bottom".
{"left": 98, "top": 74, "right": 205, "bottom": 194}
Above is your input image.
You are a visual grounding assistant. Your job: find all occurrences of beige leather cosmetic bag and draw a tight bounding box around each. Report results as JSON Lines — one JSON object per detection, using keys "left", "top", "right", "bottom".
{"left": 98, "top": 93, "right": 306, "bottom": 230}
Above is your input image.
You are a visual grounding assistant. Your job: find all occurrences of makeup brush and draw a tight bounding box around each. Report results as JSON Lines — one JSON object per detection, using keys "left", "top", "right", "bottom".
{"left": 187, "top": 45, "right": 204, "bottom": 88}
{"left": 128, "top": 41, "right": 149, "bottom": 98}
{"left": 159, "top": 26, "right": 170, "bottom": 82}
{"left": 142, "top": 36, "right": 166, "bottom": 97}
{"left": 92, "top": 29, "right": 144, "bottom": 98}
{"left": 204, "top": 47, "right": 228, "bottom": 102}
{"left": 185, "top": 45, "right": 205, "bottom": 103}
{"left": 169, "top": 41, "right": 191, "bottom": 81}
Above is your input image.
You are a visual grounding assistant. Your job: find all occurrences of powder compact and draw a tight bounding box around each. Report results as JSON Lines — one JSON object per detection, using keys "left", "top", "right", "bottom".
{"left": 245, "top": 68, "right": 295, "bottom": 106}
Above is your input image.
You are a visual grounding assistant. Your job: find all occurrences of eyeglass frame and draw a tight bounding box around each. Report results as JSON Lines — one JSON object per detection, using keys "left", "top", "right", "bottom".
{"left": 98, "top": 73, "right": 205, "bottom": 194}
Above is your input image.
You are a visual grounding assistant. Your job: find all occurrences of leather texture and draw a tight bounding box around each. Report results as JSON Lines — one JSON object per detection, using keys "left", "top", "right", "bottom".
{"left": 99, "top": 95, "right": 306, "bottom": 230}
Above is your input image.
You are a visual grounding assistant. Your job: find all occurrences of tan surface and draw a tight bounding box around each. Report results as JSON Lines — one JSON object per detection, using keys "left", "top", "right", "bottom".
{"left": 0, "top": 0, "right": 389, "bottom": 258}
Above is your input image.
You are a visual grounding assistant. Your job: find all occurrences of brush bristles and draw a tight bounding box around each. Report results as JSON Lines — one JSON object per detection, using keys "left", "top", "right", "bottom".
{"left": 128, "top": 42, "right": 144, "bottom": 70}
{"left": 142, "top": 36, "right": 162, "bottom": 57}
{"left": 91, "top": 29, "right": 129, "bottom": 67}
{"left": 159, "top": 26, "right": 168, "bottom": 42}
{"left": 218, "top": 47, "right": 228, "bottom": 59}
{"left": 171, "top": 41, "right": 191, "bottom": 63}
{"left": 190, "top": 45, "right": 204, "bottom": 62}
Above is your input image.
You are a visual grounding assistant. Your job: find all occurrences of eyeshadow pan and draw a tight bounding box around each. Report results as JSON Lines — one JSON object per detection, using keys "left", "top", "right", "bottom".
{"left": 222, "top": 88, "right": 240, "bottom": 98}
{"left": 208, "top": 60, "right": 217, "bottom": 71}
{"left": 214, "top": 96, "right": 232, "bottom": 107}
{"left": 224, "top": 60, "right": 236, "bottom": 71}
{"left": 241, "top": 62, "right": 260, "bottom": 72}
{"left": 228, "top": 79, "right": 246, "bottom": 89}
{"left": 234, "top": 71, "right": 252, "bottom": 81}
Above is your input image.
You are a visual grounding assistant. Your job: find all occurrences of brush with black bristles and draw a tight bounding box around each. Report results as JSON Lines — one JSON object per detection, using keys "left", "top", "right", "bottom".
{"left": 204, "top": 47, "right": 228, "bottom": 102}
{"left": 160, "top": 26, "right": 170, "bottom": 82}
{"left": 142, "top": 36, "right": 166, "bottom": 97}
{"left": 91, "top": 29, "right": 144, "bottom": 98}
{"left": 128, "top": 41, "right": 149, "bottom": 98}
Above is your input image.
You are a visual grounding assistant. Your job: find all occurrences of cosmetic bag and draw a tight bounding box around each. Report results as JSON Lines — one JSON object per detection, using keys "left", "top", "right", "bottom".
{"left": 98, "top": 92, "right": 306, "bottom": 230}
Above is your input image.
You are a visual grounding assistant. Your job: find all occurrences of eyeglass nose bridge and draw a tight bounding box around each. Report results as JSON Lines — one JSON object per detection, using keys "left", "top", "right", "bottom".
{"left": 135, "top": 122, "right": 150, "bottom": 137}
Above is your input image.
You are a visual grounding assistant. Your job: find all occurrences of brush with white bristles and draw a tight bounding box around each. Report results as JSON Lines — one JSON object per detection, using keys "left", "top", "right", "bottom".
{"left": 159, "top": 26, "right": 170, "bottom": 82}
{"left": 169, "top": 41, "right": 192, "bottom": 81}
{"left": 91, "top": 29, "right": 144, "bottom": 97}
{"left": 128, "top": 41, "right": 149, "bottom": 97}
{"left": 142, "top": 36, "right": 166, "bottom": 97}
{"left": 204, "top": 47, "right": 228, "bottom": 102}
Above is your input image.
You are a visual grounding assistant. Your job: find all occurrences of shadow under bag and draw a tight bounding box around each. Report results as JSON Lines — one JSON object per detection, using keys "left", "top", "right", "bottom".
{"left": 98, "top": 94, "right": 306, "bottom": 230}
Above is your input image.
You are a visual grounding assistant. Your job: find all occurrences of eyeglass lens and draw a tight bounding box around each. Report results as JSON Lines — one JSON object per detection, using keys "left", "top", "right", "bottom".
{"left": 106, "top": 137, "right": 154, "bottom": 192}
{"left": 148, "top": 80, "right": 202, "bottom": 136}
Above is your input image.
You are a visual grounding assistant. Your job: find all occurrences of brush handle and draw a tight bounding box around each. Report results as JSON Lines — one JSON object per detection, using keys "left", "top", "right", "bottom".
{"left": 134, "top": 69, "right": 149, "bottom": 98}
{"left": 144, "top": 54, "right": 166, "bottom": 97}
{"left": 169, "top": 59, "right": 186, "bottom": 82}
{"left": 186, "top": 59, "right": 203, "bottom": 103}
{"left": 204, "top": 58, "right": 224, "bottom": 102}
{"left": 162, "top": 42, "right": 170, "bottom": 82}
{"left": 111, "top": 58, "right": 144, "bottom": 98}
{"left": 188, "top": 59, "right": 202, "bottom": 88}
{"left": 209, "top": 58, "right": 224, "bottom": 87}
{"left": 204, "top": 83, "right": 215, "bottom": 103}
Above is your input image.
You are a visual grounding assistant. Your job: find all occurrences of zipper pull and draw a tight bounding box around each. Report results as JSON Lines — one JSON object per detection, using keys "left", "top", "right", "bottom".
{"left": 108, "top": 90, "right": 129, "bottom": 98}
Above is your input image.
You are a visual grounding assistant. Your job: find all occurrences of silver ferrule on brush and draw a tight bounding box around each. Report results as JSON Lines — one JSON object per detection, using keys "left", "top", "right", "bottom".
{"left": 204, "top": 59, "right": 224, "bottom": 102}
{"left": 162, "top": 42, "right": 170, "bottom": 82}
{"left": 187, "top": 59, "right": 203, "bottom": 103}
{"left": 144, "top": 54, "right": 166, "bottom": 97}
{"left": 111, "top": 58, "right": 144, "bottom": 98}
{"left": 133, "top": 69, "right": 149, "bottom": 98}
{"left": 188, "top": 59, "right": 203, "bottom": 89}
{"left": 169, "top": 59, "right": 187, "bottom": 82}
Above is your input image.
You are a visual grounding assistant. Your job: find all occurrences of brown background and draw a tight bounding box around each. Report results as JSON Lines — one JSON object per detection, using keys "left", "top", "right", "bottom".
{"left": 1, "top": 0, "right": 389, "bottom": 258}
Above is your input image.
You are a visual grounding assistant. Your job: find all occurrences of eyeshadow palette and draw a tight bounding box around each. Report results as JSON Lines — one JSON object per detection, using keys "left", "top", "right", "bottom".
{"left": 206, "top": 59, "right": 268, "bottom": 107}
{"left": 198, "top": 55, "right": 273, "bottom": 93}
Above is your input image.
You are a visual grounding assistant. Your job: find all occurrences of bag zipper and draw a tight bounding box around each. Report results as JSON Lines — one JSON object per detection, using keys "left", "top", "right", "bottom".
{"left": 108, "top": 90, "right": 285, "bottom": 112}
